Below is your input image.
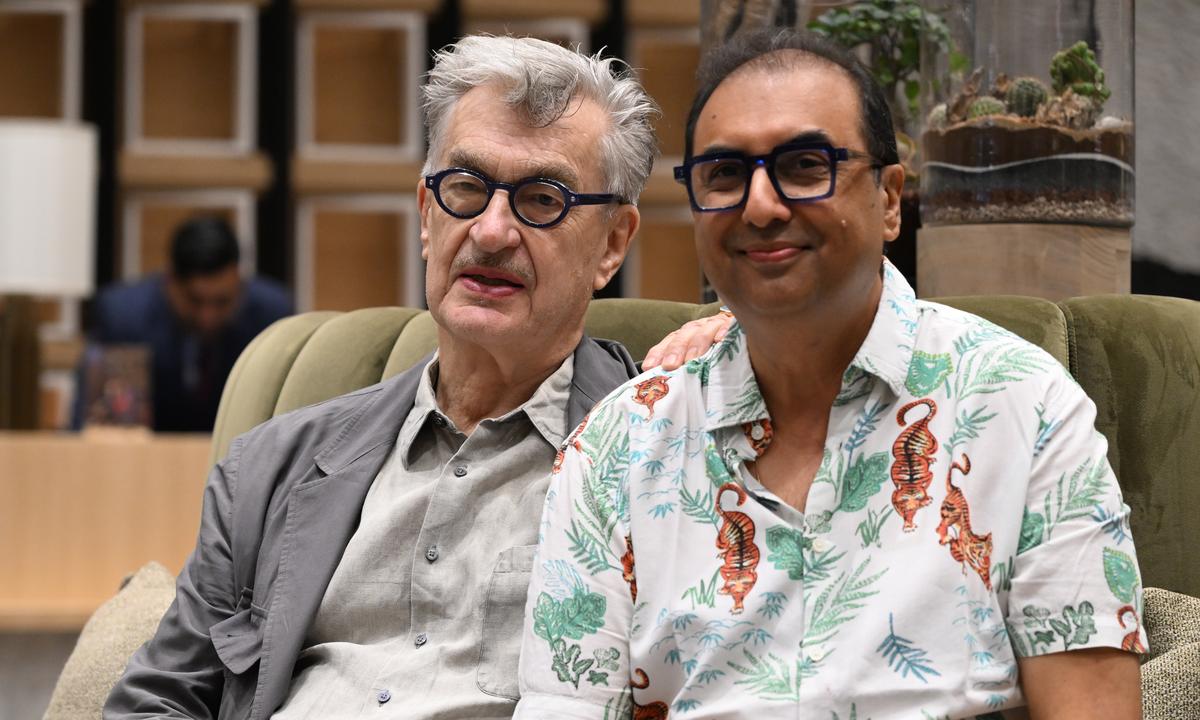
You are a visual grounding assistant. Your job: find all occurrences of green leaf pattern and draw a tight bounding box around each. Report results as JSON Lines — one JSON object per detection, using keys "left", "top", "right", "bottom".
{"left": 520, "top": 261, "right": 1143, "bottom": 717}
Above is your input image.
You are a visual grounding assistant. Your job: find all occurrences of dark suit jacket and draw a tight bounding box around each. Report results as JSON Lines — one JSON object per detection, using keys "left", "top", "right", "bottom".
{"left": 104, "top": 336, "right": 639, "bottom": 719}
{"left": 78, "top": 274, "right": 293, "bottom": 432}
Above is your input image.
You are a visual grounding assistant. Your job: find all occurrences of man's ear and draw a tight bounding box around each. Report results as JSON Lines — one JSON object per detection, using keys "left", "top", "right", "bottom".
{"left": 417, "top": 178, "right": 431, "bottom": 260}
{"left": 879, "top": 164, "right": 905, "bottom": 244}
{"left": 594, "top": 205, "right": 639, "bottom": 291}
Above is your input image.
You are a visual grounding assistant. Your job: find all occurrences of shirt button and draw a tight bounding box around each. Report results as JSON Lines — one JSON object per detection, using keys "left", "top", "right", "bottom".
{"left": 425, "top": 546, "right": 439, "bottom": 562}
{"left": 453, "top": 465, "right": 468, "bottom": 477}
{"left": 377, "top": 689, "right": 391, "bottom": 704}
{"left": 750, "top": 423, "right": 766, "bottom": 441}
{"left": 415, "top": 632, "right": 428, "bottom": 647}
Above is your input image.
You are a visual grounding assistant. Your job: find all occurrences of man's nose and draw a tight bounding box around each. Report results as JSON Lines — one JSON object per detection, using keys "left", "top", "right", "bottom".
{"left": 469, "top": 189, "right": 523, "bottom": 252}
{"left": 741, "top": 163, "right": 791, "bottom": 228}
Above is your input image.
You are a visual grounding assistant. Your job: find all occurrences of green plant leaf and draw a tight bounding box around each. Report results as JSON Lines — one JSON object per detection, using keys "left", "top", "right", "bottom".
{"left": 840, "top": 452, "right": 889, "bottom": 513}
{"left": 532, "top": 589, "right": 607, "bottom": 644}
{"left": 1017, "top": 508, "right": 1045, "bottom": 555}
{"left": 1103, "top": 548, "right": 1138, "bottom": 603}
{"left": 765, "top": 525, "right": 810, "bottom": 580}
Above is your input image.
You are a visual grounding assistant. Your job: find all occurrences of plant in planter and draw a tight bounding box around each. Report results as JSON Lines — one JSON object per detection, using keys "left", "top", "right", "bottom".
{"left": 921, "top": 41, "right": 1133, "bottom": 227}
{"left": 808, "top": 0, "right": 967, "bottom": 178}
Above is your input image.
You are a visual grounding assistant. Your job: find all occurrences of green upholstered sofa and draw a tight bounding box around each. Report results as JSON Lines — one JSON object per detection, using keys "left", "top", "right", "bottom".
{"left": 44, "top": 294, "right": 1200, "bottom": 718}
{"left": 209, "top": 295, "right": 1200, "bottom": 599}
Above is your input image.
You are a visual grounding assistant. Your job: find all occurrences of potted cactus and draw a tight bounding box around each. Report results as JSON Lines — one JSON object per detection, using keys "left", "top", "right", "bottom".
{"left": 920, "top": 41, "right": 1134, "bottom": 226}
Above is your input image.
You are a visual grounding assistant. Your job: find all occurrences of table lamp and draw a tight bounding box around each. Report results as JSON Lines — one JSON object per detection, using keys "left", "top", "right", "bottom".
{"left": 0, "top": 121, "right": 97, "bottom": 429}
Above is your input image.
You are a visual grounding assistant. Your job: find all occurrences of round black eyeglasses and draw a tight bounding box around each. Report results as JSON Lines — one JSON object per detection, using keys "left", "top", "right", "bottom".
{"left": 424, "top": 168, "right": 620, "bottom": 229}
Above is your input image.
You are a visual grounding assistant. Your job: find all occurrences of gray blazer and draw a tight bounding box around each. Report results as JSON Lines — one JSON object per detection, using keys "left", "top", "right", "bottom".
{"left": 104, "top": 336, "right": 639, "bottom": 720}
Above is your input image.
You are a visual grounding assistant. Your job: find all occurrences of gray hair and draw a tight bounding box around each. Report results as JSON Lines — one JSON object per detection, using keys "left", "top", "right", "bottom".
{"left": 421, "top": 35, "right": 660, "bottom": 204}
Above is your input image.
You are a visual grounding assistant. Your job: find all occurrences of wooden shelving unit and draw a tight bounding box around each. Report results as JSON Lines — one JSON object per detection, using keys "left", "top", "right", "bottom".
{"left": 294, "top": 195, "right": 424, "bottom": 312}
{"left": 625, "top": 0, "right": 702, "bottom": 302}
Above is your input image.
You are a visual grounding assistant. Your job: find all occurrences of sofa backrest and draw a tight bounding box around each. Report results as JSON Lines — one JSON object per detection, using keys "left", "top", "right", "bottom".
{"left": 211, "top": 295, "right": 1200, "bottom": 596}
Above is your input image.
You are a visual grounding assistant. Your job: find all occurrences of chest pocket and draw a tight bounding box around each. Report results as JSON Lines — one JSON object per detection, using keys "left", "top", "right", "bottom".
{"left": 476, "top": 545, "right": 538, "bottom": 700}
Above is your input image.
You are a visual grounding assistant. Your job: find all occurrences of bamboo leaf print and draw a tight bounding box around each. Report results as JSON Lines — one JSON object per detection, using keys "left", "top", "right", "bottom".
{"left": 845, "top": 401, "right": 888, "bottom": 457}
{"left": 947, "top": 406, "right": 998, "bottom": 454}
{"left": 727, "top": 648, "right": 818, "bottom": 702}
{"left": 719, "top": 375, "right": 767, "bottom": 425}
{"left": 856, "top": 505, "right": 893, "bottom": 548}
{"left": 834, "top": 367, "right": 875, "bottom": 407}
{"left": 681, "top": 568, "right": 720, "bottom": 609}
{"left": 952, "top": 329, "right": 1048, "bottom": 400}
{"left": 806, "top": 558, "right": 886, "bottom": 646}
{"left": 680, "top": 485, "right": 720, "bottom": 526}
{"left": 1033, "top": 403, "right": 1061, "bottom": 458}
{"left": 601, "top": 688, "right": 634, "bottom": 720}
{"left": 566, "top": 518, "right": 615, "bottom": 574}
{"left": 1043, "top": 457, "right": 1109, "bottom": 539}
{"left": 876, "top": 613, "right": 941, "bottom": 683}
{"left": 1103, "top": 548, "right": 1139, "bottom": 604}
{"left": 831, "top": 704, "right": 869, "bottom": 720}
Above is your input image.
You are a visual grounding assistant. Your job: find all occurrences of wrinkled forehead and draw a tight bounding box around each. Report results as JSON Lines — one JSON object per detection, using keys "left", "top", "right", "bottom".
{"left": 439, "top": 83, "right": 608, "bottom": 188}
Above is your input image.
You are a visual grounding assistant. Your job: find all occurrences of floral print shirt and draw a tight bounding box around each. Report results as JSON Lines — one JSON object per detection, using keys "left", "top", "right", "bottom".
{"left": 513, "top": 260, "right": 1147, "bottom": 720}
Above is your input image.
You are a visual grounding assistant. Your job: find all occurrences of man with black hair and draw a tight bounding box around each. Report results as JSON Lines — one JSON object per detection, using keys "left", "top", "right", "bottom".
{"left": 78, "top": 216, "right": 292, "bottom": 431}
{"left": 517, "top": 27, "right": 1144, "bottom": 719}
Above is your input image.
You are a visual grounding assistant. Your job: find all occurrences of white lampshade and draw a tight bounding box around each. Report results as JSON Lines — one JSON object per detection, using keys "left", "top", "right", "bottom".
{"left": 0, "top": 121, "right": 97, "bottom": 297}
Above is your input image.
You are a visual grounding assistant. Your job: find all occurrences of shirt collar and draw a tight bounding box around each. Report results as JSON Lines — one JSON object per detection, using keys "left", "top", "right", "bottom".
{"left": 702, "top": 257, "right": 918, "bottom": 435}
{"left": 397, "top": 352, "right": 576, "bottom": 467}
{"left": 845, "top": 257, "right": 919, "bottom": 399}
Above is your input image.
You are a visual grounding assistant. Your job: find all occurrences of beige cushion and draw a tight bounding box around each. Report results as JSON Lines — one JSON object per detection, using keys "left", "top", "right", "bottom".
{"left": 1141, "top": 587, "right": 1200, "bottom": 719}
{"left": 42, "top": 562, "right": 176, "bottom": 720}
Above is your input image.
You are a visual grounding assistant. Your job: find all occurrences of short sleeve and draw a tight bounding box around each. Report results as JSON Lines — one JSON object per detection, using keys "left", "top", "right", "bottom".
{"left": 1005, "top": 371, "right": 1148, "bottom": 658}
{"left": 514, "top": 410, "right": 637, "bottom": 719}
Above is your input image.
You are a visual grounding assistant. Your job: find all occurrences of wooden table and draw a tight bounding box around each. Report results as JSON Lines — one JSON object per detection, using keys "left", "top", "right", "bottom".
{"left": 0, "top": 431, "right": 211, "bottom": 631}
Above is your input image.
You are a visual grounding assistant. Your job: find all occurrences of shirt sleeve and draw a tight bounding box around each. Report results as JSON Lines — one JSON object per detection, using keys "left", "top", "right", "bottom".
{"left": 1005, "top": 371, "right": 1148, "bottom": 658}
{"left": 514, "top": 410, "right": 637, "bottom": 719}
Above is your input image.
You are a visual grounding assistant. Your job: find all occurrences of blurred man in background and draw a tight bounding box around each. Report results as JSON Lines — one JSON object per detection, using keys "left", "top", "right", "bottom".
{"left": 75, "top": 216, "right": 292, "bottom": 432}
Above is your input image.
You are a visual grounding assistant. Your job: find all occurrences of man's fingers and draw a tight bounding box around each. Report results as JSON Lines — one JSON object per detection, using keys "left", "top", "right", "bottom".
{"left": 646, "top": 313, "right": 734, "bottom": 371}
{"left": 643, "top": 332, "right": 678, "bottom": 369}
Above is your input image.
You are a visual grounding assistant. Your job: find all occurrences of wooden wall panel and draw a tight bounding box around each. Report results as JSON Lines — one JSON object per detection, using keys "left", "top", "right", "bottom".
{"left": 141, "top": 17, "right": 238, "bottom": 141}
{"left": 313, "top": 24, "right": 406, "bottom": 146}
{"left": 463, "top": 18, "right": 589, "bottom": 50}
{"left": 312, "top": 209, "right": 406, "bottom": 310}
{"left": 633, "top": 214, "right": 702, "bottom": 302}
{"left": 631, "top": 30, "right": 700, "bottom": 160}
{"left": 0, "top": 12, "right": 63, "bottom": 118}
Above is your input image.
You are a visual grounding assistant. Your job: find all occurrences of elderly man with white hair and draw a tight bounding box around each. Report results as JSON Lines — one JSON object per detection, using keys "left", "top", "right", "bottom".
{"left": 104, "top": 36, "right": 729, "bottom": 719}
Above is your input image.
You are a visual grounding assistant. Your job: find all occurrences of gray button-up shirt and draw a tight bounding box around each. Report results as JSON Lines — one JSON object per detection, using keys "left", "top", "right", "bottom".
{"left": 272, "top": 354, "right": 574, "bottom": 719}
